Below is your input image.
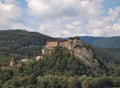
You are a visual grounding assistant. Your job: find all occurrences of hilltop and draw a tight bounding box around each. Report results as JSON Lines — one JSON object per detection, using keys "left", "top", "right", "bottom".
{"left": 0, "top": 30, "right": 120, "bottom": 66}
{"left": 0, "top": 30, "right": 120, "bottom": 88}
{"left": 0, "top": 30, "right": 120, "bottom": 65}
{"left": 41, "top": 37, "right": 99, "bottom": 66}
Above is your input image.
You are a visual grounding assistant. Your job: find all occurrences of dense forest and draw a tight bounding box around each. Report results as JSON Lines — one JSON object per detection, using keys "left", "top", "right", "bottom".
{"left": 0, "top": 30, "right": 52, "bottom": 66}
{"left": 92, "top": 47, "right": 120, "bottom": 65}
{"left": 0, "top": 30, "right": 120, "bottom": 88}
{"left": 0, "top": 46, "right": 120, "bottom": 88}
{"left": 80, "top": 36, "right": 120, "bottom": 71}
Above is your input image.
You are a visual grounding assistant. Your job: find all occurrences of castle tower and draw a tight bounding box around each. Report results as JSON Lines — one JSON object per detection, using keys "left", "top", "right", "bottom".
{"left": 10, "top": 58, "right": 16, "bottom": 67}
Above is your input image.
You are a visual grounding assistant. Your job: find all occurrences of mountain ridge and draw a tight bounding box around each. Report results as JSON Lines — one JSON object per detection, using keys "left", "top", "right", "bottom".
{"left": 0, "top": 30, "right": 120, "bottom": 88}
{"left": 79, "top": 36, "right": 120, "bottom": 48}
{"left": 0, "top": 30, "right": 120, "bottom": 66}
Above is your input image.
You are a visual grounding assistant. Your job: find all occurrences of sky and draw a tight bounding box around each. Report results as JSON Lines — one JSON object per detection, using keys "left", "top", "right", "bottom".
{"left": 0, "top": 0, "right": 120, "bottom": 37}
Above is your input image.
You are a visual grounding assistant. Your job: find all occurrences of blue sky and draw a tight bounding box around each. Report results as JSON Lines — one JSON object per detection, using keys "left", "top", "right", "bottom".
{"left": 0, "top": 0, "right": 120, "bottom": 37}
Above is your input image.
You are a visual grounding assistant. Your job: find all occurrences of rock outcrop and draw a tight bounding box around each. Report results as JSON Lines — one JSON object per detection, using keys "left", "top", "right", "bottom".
{"left": 63, "top": 37, "right": 94, "bottom": 66}
{"left": 42, "top": 37, "right": 99, "bottom": 66}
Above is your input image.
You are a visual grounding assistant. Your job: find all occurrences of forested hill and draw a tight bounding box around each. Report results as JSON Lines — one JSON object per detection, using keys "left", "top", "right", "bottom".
{"left": 0, "top": 30, "right": 52, "bottom": 65}
{"left": 0, "top": 30, "right": 120, "bottom": 66}
{"left": 0, "top": 30, "right": 120, "bottom": 88}
{"left": 80, "top": 36, "right": 120, "bottom": 48}
{"left": 80, "top": 36, "right": 120, "bottom": 65}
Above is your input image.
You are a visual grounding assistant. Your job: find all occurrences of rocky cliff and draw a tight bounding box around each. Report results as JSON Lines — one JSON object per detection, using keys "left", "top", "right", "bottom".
{"left": 63, "top": 37, "right": 98, "bottom": 66}
{"left": 42, "top": 37, "right": 99, "bottom": 66}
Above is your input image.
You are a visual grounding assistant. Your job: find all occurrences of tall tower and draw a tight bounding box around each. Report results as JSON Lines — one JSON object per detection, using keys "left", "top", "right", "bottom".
{"left": 10, "top": 58, "right": 16, "bottom": 67}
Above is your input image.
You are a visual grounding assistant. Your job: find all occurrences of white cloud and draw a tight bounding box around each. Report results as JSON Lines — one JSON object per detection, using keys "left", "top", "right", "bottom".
{"left": 91, "top": 29, "right": 102, "bottom": 36}
{"left": 109, "top": 7, "right": 120, "bottom": 20}
{"left": 70, "top": 20, "right": 83, "bottom": 26}
{"left": 38, "top": 20, "right": 88, "bottom": 37}
{"left": 38, "top": 21, "right": 63, "bottom": 37}
{"left": 104, "top": 6, "right": 120, "bottom": 22}
{"left": 0, "top": 0, "right": 120, "bottom": 37}
{"left": 28, "top": 0, "right": 112, "bottom": 37}
{"left": 0, "top": 0, "right": 22, "bottom": 29}
{"left": 11, "top": 23, "right": 33, "bottom": 31}
{"left": 26, "top": 0, "right": 103, "bottom": 19}
{"left": 27, "top": 0, "right": 76, "bottom": 18}
{"left": 112, "top": 22, "right": 120, "bottom": 31}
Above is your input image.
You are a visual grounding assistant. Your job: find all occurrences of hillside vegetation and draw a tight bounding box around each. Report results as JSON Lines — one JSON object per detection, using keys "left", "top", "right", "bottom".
{"left": 0, "top": 46, "right": 120, "bottom": 88}
{"left": 0, "top": 30, "right": 120, "bottom": 88}
{"left": 80, "top": 36, "right": 120, "bottom": 66}
{"left": 92, "top": 47, "right": 120, "bottom": 65}
{"left": 0, "top": 30, "right": 52, "bottom": 66}
{"left": 0, "top": 46, "right": 110, "bottom": 88}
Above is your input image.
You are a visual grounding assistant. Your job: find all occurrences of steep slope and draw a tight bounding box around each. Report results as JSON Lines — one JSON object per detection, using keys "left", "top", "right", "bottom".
{"left": 62, "top": 37, "right": 95, "bottom": 66}
{"left": 42, "top": 37, "right": 98, "bottom": 66}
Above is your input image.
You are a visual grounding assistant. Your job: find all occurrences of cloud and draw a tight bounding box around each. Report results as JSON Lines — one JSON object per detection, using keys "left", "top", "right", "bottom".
{"left": 0, "top": 0, "right": 22, "bottom": 29}
{"left": 26, "top": 0, "right": 103, "bottom": 19}
{"left": 38, "top": 20, "right": 89, "bottom": 37}
{"left": 37, "top": 2, "right": 120, "bottom": 37}
{"left": 103, "top": 6, "right": 120, "bottom": 22}
{"left": 0, "top": 0, "right": 33, "bottom": 31}
{"left": 28, "top": 0, "right": 106, "bottom": 37}
{"left": 83, "top": 6, "right": 120, "bottom": 37}
{"left": 38, "top": 21, "right": 63, "bottom": 37}
{"left": 0, "top": 0, "right": 120, "bottom": 37}
{"left": 11, "top": 23, "right": 33, "bottom": 31}
{"left": 0, "top": 0, "right": 16, "bottom": 4}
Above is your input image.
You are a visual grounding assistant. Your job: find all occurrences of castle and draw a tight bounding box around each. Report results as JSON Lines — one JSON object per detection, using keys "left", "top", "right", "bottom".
{"left": 40, "top": 36, "right": 94, "bottom": 65}
{"left": 42, "top": 37, "right": 83, "bottom": 55}
{"left": 8, "top": 36, "right": 96, "bottom": 67}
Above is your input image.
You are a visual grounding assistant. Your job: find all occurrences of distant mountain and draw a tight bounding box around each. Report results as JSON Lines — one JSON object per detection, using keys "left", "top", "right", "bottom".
{"left": 80, "top": 36, "right": 120, "bottom": 48}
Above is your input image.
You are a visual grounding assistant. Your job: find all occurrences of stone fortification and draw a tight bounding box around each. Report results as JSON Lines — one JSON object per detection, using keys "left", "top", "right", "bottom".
{"left": 42, "top": 37, "right": 98, "bottom": 66}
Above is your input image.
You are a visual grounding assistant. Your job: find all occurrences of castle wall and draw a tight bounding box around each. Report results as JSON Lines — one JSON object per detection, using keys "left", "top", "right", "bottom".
{"left": 42, "top": 47, "right": 54, "bottom": 55}
{"left": 46, "top": 41, "right": 59, "bottom": 48}
{"left": 40, "top": 36, "right": 95, "bottom": 66}
{"left": 59, "top": 41, "right": 67, "bottom": 47}
{"left": 42, "top": 37, "right": 83, "bottom": 55}
{"left": 66, "top": 37, "right": 83, "bottom": 50}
